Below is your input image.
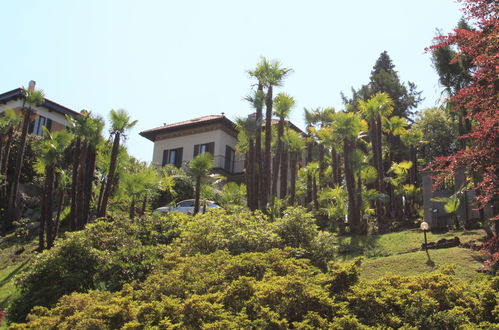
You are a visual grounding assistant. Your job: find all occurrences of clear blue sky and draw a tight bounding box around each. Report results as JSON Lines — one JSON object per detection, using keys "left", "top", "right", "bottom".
{"left": 0, "top": 0, "right": 463, "bottom": 162}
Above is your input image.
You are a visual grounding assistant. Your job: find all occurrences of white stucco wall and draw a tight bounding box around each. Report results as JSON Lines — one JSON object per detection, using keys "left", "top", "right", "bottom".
{"left": 152, "top": 129, "right": 241, "bottom": 169}
{"left": 0, "top": 99, "right": 69, "bottom": 127}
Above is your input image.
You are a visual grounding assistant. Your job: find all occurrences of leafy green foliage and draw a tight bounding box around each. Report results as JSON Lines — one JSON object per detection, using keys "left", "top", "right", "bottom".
{"left": 10, "top": 251, "right": 498, "bottom": 329}
{"left": 8, "top": 214, "right": 185, "bottom": 322}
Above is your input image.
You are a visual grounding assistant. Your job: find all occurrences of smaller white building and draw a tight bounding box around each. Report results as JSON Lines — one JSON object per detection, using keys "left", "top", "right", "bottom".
{"left": 140, "top": 115, "right": 244, "bottom": 177}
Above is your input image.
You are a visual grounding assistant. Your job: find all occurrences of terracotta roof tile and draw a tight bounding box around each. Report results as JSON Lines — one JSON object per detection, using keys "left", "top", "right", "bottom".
{"left": 141, "top": 115, "right": 224, "bottom": 133}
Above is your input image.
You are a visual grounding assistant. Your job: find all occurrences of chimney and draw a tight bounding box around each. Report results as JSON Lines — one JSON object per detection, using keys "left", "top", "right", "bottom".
{"left": 28, "top": 80, "right": 36, "bottom": 91}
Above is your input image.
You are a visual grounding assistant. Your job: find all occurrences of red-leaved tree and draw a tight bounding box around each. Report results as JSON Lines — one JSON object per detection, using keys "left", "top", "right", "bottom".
{"left": 427, "top": 0, "right": 498, "bottom": 231}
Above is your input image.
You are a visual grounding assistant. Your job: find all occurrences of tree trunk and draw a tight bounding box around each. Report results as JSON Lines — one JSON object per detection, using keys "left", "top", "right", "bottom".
{"left": 76, "top": 142, "right": 88, "bottom": 230}
{"left": 331, "top": 148, "right": 339, "bottom": 186}
{"left": 255, "top": 83, "right": 263, "bottom": 209}
{"left": 318, "top": 143, "right": 325, "bottom": 187}
{"left": 272, "top": 117, "right": 285, "bottom": 197}
{"left": 140, "top": 193, "right": 148, "bottom": 216}
{"left": 194, "top": 176, "right": 201, "bottom": 215}
{"left": 69, "top": 138, "right": 81, "bottom": 231}
{"left": 344, "top": 139, "right": 360, "bottom": 235}
{"left": 6, "top": 106, "right": 31, "bottom": 231}
{"left": 99, "top": 133, "right": 121, "bottom": 217}
{"left": 312, "top": 176, "right": 319, "bottom": 210}
{"left": 97, "top": 179, "right": 105, "bottom": 217}
{"left": 290, "top": 154, "right": 297, "bottom": 205}
{"left": 263, "top": 85, "right": 273, "bottom": 209}
{"left": 82, "top": 145, "right": 97, "bottom": 225}
{"left": 129, "top": 197, "right": 135, "bottom": 220}
{"left": 247, "top": 139, "right": 257, "bottom": 210}
{"left": 54, "top": 188, "right": 64, "bottom": 242}
{"left": 279, "top": 150, "right": 288, "bottom": 199}
{"left": 40, "top": 165, "right": 55, "bottom": 250}
{"left": 305, "top": 132, "right": 313, "bottom": 205}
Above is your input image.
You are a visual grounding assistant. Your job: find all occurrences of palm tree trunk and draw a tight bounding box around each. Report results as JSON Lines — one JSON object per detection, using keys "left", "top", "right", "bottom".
{"left": 290, "top": 154, "right": 297, "bottom": 205}
{"left": 272, "top": 117, "right": 285, "bottom": 197}
{"left": 76, "top": 142, "right": 88, "bottom": 229}
{"left": 313, "top": 176, "right": 319, "bottom": 210}
{"left": 194, "top": 176, "right": 201, "bottom": 215}
{"left": 97, "top": 179, "right": 105, "bottom": 216}
{"left": 305, "top": 131, "right": 313, "bottom": 205}
{"left": 318, "top": 143, "right": 325, "bottom": 187}
{"left": 129, "top": 197, "right": 135, "bottom": 220}
{"left": 375, "top": 116, "right": 386, "bottom": 230}
{"left": 263, "top": 85, "right": 273, "bottom": 209}
{"left": 279, "top": 150, "right": 288, "bottom": 199}
{"left": 331, "top": 148, "right": 340, "bottom": 186}
{"left": 69, "top": 138, "right": 81, "bottom": 231}
{"left": 140, "top": 193, "right": 148, "bottom": 216}
{"left": 82, "top": 145, "right": 97, "bottom": 225}
{"left": 54, "top": 187, "right": 64, "bottom": 242}
{"left": 247, "top": 139, "right": 257, "bottom": 210}
{"left": 0, "top": 128, "right": 14, "bottom": 177}
{"left": 6, "top": 106, "right": 31, "bottom": 231}
{"left": 255, "top": 83, "right": 263, "bottom": 209}
{"left": 99, "top": 133, "right": 121, "bottom": 217}
{"left": 40, "top": 165, "right": 55, "bottom": 250}
{"left": 344, "top": 139, "right": 360, "bottom": 235}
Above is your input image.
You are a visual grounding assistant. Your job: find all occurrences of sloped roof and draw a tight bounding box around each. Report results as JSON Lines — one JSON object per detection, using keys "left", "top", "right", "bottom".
{"left": 0, "top": 88, "right": 81, "bottom": 118}
{"left": 140, "top": 114, "right": 237, "bottom": 141}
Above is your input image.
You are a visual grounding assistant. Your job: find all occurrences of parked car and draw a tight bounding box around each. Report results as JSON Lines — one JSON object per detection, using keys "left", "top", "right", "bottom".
{"left": 154, "top": 199, "right": 220, "bottom": 214}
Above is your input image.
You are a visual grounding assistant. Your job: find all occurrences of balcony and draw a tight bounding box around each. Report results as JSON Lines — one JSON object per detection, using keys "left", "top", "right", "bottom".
{"left": 212, "top": 155, "right": 244, "bottom": 174}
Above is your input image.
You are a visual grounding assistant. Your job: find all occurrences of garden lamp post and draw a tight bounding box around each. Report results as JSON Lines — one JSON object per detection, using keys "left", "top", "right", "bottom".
{"left": 420, "top": 221, "right": 430, "bottom": 255}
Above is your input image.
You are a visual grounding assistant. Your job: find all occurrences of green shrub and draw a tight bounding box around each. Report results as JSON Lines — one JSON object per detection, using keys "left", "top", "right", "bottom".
{"left": 9, "top": 250, "right": 499, "bottom": 329}
{"left": 275, "top": 207, "right": 318, "bottom": 248}
{"left": 8, "top": 215, "right": 184, "bottom": 322}
{"left": 176, "top": 208, "right": 282, "bottom": 255}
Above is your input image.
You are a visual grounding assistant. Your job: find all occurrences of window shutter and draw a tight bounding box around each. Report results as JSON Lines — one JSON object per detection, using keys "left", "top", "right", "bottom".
{"left": 207, "top": 142, "right": 215, "bottom": 155}
{"left": 162, "top": 149, "right": 170, "bottom": 167}
{"left": 46, "top": 118, "right": 53, "bottom": 131}
{"left": 193, "top": 144, "right": 200, "bottom": 157}
{"left": 225, "top": 146, "right": 231, "bottom": 172}
{"left": 176, "top": 148, "right": 183, "bottom": 168}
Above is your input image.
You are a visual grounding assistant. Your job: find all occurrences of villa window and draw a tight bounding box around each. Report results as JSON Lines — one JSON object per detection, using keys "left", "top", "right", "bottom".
{"left": 29, "top": 115, "right": 52, "bottom": 136}
{"left": 162, "top": 147, "right": 183, "bottom": 168}
{"left": 225, "top": 145, "right": 235, "bottom": 173}
{"left": 193, "top": 142, "right": 214, "bottom": 157}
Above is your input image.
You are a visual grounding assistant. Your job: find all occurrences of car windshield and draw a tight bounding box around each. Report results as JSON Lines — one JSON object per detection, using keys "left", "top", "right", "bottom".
{"left": 178, "top": 200, "right": 195, "bottom": 207}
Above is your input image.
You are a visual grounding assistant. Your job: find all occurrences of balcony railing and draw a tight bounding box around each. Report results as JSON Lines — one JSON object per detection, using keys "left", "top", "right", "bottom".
{"left": 212, "top": 155, "right": 244, "bottom": 174}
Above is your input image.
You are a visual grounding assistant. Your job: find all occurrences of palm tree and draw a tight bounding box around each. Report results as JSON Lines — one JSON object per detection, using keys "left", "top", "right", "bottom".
{"left": 188, "top": 152, "right": 213, "bottom": 214}
{"left": 331, "top": 112, "right": 367, "bottom": 235}
{"left": 281, "top": 128, "right": 305, "bottom": 205}
{"left": 67, "top": 112, "right": 105, "bottom": 229}
{"left": 358, "top": 92, "right": 393, "bottom": 230}
{"left": 243, "top": 89, "right": 265, "bottom": 209}
{"left": 35, "top": 127, "right": 73, "bottom": 250}
{"left": 0, "top": 108, "right": 20, "bottom": 217}
{"left": 6, "top": 88, "right": 45, "bottom": 231}
{"left": 250, "top": 57, "right": 292, "bottom": 207}
{"left": 121, "top": 162, "right": 159, "bottom": 220}
{"left": 303, "top": 108, "right": 320, "bottom": 204}
{"left": 236, "top": 116, "right": 258, "bottom": 210}
{"left": 98, "top": 109, "right": 137, "bottom": 218}
{"left": 272, "top": 93, "right": 295, "bottom": 198}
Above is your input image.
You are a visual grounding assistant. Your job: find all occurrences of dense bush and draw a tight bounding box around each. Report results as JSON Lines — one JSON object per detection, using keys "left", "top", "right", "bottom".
{"left": 8, "top": 214, "right": 185, "bottom": 322}
{"left": 175, "top": 208, "right": 282, "bottom": 255}
{"left": 9, "top": 250, "right": 498, "bottom": 329}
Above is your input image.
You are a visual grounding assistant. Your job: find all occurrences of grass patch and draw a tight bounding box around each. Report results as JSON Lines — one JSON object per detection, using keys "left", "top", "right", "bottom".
{"left": 0, "top": 231, "right": 37, "bottom": 327}
{"left": 360, "top": 247, "right": 486, "bottom": 281}
{"left": 336, "top": 229, "right": 486, "bottom": 261}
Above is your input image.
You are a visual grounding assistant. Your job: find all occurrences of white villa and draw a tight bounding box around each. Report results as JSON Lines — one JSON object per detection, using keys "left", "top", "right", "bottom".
{"left": 0, "top": 81, "right": 82, "bottom": 135}
{"left": 140, "top": 114, "right": 245, "bottom": 179}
